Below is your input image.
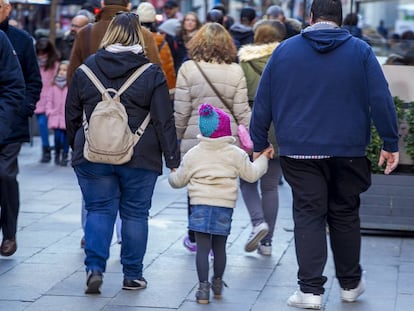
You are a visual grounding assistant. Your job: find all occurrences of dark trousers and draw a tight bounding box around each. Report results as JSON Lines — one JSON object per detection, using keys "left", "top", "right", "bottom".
{"left": 280, "top": 156, "right": 371, "bottom": 294}
{"left": 0, "top": 143, "right": 21, "bottom": 239}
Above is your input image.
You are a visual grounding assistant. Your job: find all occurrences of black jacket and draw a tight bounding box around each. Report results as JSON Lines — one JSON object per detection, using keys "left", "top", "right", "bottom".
{"left": 0, "top": 19, "right": 42, "bottom": 144}
{"left": 0, "top": 30, "right": 25, "bottom": 143}
{"left": 65, "top": 49, "right": 180, "bottom": 173}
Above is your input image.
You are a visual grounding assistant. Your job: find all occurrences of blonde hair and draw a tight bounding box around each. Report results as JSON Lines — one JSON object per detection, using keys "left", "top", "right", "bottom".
{"left": 100, "top": 12, "right": 144, "bottom": 48}
{"left": 187, "top": 22, "right": 236, "bottom": 64}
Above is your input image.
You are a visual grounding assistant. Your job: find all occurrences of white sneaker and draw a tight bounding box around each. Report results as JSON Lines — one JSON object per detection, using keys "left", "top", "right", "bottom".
{"left": 245, "top": 222, "right": 269, "bottom": 252}
{"left": 257, "top": 241, "right": 272, "bottom": 256}
{"left": 287, "top": 290, "right": 322, "bottom": 310}
{"left": 341, "top": 277, "right": 365, "bottom": 302}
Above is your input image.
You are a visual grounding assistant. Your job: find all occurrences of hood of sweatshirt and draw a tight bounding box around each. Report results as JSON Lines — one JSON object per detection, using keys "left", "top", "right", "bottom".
{"left": 94, "top": 48, "right": 149, "bottom": 79}
{"left": 302, "top": 24, "right": 352, "bottom": 53}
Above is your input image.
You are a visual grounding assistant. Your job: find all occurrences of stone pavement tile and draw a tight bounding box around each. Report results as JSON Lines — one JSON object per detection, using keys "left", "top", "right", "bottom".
{"left": 23, "top": 295, "right": 111, "bottom": 311}
{"left": 0, "top": 301, "right": 30, "bottom": 311}
{"left": 187, "top": 287, "right": 261, "bottom": 305}
{"left": 361, "top": 236, "right": 402, "bottom": 266}
{"left": 250, "top": 285, "right": 296, "bottom": 311}
{"left": 324, "top": 296, "right": 395, "bottom": 311}
{"left": 397, "top": 268, "right": 414, "bottom": 294}
{"left": 103, "top": 306, "right": 172, "bottom": 311}
{"left": 16, "top": 228, "right": 72, "bottom": 249}
{"left": 400, "top": 238, "right": 414, "bottom": 261}
{"left": 18, "top": 211, "right": 48, "bottom": 229}
{"left": 179, "top": 300, "right": 252, "bottom": 311}
{"left": 24, "top": 251, "right": 83, "bottom": 269}
{"left": 396, "top": 293, "right": 414, "bottom": 311}
{"left": 267, "top": 260, "right": 298, "bottom": 287}
{"left": 110, "top": 278, "right": 195, "bottom": 309}
{"left": 48, "top": 271, "right": 123, "bottom": 298}
{"left": 218, "top": 266, "right": 274, "bottom": 291}
{"left": 0, "top": 262, "right": 80, "bottom": 301}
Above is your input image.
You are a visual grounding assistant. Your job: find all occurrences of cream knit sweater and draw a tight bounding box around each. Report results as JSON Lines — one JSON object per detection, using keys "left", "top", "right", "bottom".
{"left": 168, "top": 135, "right": 268, "bottom": 208}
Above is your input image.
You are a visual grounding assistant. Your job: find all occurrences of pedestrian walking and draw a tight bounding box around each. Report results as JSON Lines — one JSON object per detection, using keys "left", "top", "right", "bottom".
{"left": 251, "top": 0, "right": 399, "bottom": 309}
{"left": 65, "top": 12, "right": 180, "bottom": 294}
{"left": 0, "top": 29, "right": 26, "bottom": 256}
{"left": 0, "top": 0, "right": 42, "bottom": 257}
{"left": 238, "top": 20, "right": 286, "bottom": 255}
{"left": 169, "top": 103, "right": 272, "bottom": 304}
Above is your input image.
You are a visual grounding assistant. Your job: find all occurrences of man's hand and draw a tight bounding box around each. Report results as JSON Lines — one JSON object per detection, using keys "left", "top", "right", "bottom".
{"left": 378, "top": 150, "right": 399, "bottom": 175}
{"left": 253, "top": 145, "right": 274, "bottom": 160}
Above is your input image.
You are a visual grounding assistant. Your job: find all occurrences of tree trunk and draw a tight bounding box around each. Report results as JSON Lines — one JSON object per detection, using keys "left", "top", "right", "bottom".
{"left": 49, "top": 0, "right": 58, "bottom": 45}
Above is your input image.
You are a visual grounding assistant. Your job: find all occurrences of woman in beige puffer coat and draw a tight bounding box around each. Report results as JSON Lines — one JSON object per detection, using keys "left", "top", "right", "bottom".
{"left": 174, "top": 22, "right": 251, "bottom": 157}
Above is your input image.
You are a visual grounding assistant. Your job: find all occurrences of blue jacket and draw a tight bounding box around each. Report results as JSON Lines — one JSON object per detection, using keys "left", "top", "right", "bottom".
{"left": 251, "top": 25, "right": 399, "bottom": 157}
{"left": 0, "top": 19, "right": 42, "bottom": 144}
{"left": 0, "top": 30, "right": 25, "bottom": 143}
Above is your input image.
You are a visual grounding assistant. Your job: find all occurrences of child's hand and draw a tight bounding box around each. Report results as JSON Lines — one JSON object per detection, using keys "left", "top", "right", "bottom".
{"left": 261, "top": 146, "right": 274, "bottom": 159}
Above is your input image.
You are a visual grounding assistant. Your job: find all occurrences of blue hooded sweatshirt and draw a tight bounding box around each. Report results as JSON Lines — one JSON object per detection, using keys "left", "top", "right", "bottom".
{"left": 251, "top": 25, "right": 399, "bottom": 157}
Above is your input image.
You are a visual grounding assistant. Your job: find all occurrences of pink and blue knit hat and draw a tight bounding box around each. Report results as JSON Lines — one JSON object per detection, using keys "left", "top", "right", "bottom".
{"left": 199, "top": 103, "right": 232, "bottom": 138}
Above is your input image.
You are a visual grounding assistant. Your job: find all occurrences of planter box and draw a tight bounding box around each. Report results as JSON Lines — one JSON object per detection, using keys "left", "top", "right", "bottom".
{"left": 360, "top": 174, "right": 414, "bottom": 232}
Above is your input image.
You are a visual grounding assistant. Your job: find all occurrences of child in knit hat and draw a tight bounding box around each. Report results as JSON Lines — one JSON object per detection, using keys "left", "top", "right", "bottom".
{"left": 168, "top": 104, "right": 273, "bottom": 304}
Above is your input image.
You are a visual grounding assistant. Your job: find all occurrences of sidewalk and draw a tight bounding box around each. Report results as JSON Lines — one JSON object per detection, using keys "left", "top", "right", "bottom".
{"left": 0, "top": 138, "right": 412, "bottom": 311}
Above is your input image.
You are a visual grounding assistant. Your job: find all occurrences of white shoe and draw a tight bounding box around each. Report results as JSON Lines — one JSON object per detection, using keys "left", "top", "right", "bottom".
{"left": 245, "top": 222, "right": 269, "bottom": 252}
{"left": 341, "top": 277, "right": 365, "bottom": 302}
{"left": 287, "top": 290, "right": 322, "bottom": 310}
{"left": 257, "top": 242, "right": 272, "bottom": 256}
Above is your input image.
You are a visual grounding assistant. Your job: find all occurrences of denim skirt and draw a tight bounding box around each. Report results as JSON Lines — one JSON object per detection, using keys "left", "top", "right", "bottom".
{"left": 188, "top": 204, "right": 233, "bottom": 236}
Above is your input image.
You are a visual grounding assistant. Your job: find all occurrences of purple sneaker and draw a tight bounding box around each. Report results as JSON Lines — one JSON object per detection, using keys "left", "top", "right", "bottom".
{"left": 183, "top": 236, "right": 197, "bottom": 252}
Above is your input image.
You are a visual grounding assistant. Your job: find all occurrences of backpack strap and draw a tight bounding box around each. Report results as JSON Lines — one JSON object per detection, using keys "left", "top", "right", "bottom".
{"left": 79, "top": 64, "right": 108, "bottom": 96}
{"left": 117, "top": 63, "right": 152, "bottom": 97}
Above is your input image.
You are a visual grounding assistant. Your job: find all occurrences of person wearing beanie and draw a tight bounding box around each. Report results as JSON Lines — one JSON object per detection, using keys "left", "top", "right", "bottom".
{"left": 229, "top": 7, "right": 257, "bottom": 50}
{"left": 137, "top": 2, "right": 176, "bottom": 95}
{"left": 169, "top": 103, "right": 272, "bottom": 304}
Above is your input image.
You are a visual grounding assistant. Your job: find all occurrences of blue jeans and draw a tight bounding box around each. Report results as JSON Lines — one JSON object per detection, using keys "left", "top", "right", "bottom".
{"left": 74, "top": 162, "right": 158, "bottom": 280}
{"left": 36, "top": 113, "right": 50, "bottom": 147}
{"left": 53, "top": 129, "right": 69, "bottom": 153}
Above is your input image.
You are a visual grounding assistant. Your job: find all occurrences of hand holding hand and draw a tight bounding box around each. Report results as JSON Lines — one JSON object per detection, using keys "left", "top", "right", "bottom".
{"left": 262, "top": 145, "right": 274, "bottom": 159}
{"left": 253, "top": 145, "right": 274, "bottom": 160}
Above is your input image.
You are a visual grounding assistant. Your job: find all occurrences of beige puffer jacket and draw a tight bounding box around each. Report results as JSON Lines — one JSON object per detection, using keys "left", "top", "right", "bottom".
{"left": 174, "top": 60, "right": 251, "bottom": 156}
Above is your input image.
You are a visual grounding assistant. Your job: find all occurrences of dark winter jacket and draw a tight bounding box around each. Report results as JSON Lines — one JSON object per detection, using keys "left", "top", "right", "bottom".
{"left": 65, "top": 49, "right": 180, "bottom": 173}
{"left": 229, "top": 23, "right": 254, "bottom": 50}
{"left": 0, "top": 19, "right": 42, "bottom": 144}
{"left": 0, "top": 30, "right": 25, "bottom": 143}
{"left": 251, "top": 24, "right": 399, "bottom": 156}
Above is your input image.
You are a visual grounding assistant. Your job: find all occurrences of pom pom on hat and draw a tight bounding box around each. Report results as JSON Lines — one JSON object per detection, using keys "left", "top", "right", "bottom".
{"left": 199, "top": 104, "right": 232, "bottom": 138}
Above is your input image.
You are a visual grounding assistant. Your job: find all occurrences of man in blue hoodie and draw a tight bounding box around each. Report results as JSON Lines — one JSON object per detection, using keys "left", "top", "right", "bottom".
{"left": 251, "top": 0, "right": 399, "bottom": 309}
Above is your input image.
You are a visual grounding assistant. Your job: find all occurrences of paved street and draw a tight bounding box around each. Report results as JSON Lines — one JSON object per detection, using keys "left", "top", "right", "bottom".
{"left": 0, "top": 138, "right": 413, "bottom": 311}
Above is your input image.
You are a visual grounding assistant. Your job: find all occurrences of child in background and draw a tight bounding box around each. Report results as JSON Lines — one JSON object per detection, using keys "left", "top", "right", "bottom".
{"left": 35, "top": 37, "right": 60, "bottom": 163}
{"left": 46, "top": 60, "right": 69, "bottom": 166}
{"left": 168, "top": 104, "right": 272, "bottom": 304}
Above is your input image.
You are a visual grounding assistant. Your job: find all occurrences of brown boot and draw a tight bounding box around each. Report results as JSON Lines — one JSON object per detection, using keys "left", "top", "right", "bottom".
{"left": 0, "top": 238, "right": 17, "bottom": 256}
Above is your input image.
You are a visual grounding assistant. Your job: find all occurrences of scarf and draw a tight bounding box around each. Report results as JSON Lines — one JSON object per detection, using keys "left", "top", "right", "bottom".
{"left": 38, "top": 56, "right": 47, "bottom": 68}
{"left": 54, "top": 76, "right": 67, "bottom": 89}
{"left": 105, "top": 43, "right": 143, "bottom": 55}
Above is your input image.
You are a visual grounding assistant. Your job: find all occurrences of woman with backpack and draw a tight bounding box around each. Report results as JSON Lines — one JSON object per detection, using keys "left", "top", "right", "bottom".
{"left": 65, "top": 12, "right": 180, "bottom": 294}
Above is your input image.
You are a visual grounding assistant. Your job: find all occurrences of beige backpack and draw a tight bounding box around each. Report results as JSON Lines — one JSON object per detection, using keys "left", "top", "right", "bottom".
{"left": 79, "top": 63, "right": 152, "bottom": 165}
